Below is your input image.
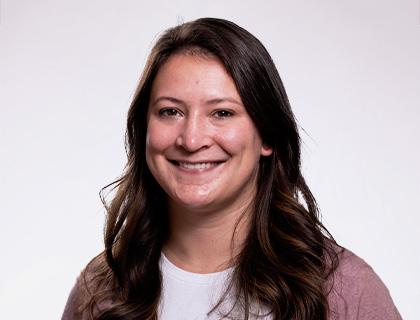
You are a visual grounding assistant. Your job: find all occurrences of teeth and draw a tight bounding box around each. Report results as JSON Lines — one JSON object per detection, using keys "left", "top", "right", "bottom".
{"left": 178, "top": 162, "right": 218, "bottom": 169}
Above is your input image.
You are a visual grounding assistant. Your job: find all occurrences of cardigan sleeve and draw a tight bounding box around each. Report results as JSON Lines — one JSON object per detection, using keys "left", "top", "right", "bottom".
{"left": 328, "top": 248, "right": 402, "bottom": 320}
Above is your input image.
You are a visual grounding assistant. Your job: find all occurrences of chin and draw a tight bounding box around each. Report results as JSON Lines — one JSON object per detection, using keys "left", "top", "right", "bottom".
{"left": 168, "top": 194, "right": 220, "bottom": 213}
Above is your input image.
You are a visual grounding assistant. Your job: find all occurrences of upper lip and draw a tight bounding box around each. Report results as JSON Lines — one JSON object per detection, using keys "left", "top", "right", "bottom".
{"left": 169, "top": 159, "right": 224, "bottom": 164}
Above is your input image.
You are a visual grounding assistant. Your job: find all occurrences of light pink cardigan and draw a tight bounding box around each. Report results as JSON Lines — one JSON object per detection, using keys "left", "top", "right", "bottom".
{"left": 62, "top": 248, "right": 402, "bottom": 319}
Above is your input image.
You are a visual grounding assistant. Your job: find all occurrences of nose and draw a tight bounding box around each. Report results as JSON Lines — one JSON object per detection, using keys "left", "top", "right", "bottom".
{"left": 175, "top": 114, "right": 212, "bottom": 152}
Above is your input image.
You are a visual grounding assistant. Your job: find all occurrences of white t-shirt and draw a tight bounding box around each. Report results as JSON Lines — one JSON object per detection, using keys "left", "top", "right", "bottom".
{"left": 158, "top": 253, "right": 272, "bottom": 320}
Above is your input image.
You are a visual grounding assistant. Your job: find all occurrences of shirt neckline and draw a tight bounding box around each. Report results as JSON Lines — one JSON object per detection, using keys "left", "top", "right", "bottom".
{"left": 160, "top": 252, "right": 234, "bottom": 285}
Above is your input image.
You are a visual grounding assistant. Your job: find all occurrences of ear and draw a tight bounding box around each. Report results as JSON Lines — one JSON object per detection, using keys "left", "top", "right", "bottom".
{"left": 261, "top": 143, "right": 273, "bottom": 156}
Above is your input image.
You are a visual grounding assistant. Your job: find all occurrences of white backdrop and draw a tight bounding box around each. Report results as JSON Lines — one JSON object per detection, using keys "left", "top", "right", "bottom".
{"left": 0, "top": 1, "right": 418, "bottom": 319}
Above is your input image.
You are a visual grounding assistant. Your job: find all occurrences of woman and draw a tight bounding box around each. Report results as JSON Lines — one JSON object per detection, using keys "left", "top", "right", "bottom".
{"left": 62, "top": 18, "right": 401, "bottom": 320}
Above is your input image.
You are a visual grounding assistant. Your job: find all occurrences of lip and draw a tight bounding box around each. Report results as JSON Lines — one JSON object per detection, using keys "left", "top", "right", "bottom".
{"left": 169, "top": 159, "right": 224, "bottom": 171}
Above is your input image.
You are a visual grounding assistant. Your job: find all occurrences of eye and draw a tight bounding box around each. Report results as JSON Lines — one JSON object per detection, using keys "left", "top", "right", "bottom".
{"left": 214, "top": 110, "right": 234, "bottom": 118}
{"left": 160, "top": 108, "right": 181, "bottom": 117}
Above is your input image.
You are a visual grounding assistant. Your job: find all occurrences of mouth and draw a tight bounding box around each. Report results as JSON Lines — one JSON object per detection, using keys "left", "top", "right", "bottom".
{"left": 170, "top": 160, "right": 221, "bottom": 170}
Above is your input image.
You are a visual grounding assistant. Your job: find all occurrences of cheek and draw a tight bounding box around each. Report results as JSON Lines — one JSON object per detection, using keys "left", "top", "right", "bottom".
{"left": 146, "top": 124, "right": 170, "bottom": 155}
{"left": 145, "top": 125, "right": 171, "bottom": 177}
{"left": 217, "top": 124, "right": 263, "bottom": 155}
{"left": 219, "top": 131, "right": 242, "bottom": 154}
{"left": 145, "top": 125, "right": 171, "bottom": 184}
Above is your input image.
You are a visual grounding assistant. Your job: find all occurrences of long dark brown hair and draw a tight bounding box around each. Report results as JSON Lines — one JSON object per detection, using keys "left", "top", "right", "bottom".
{"left": 76, "top": 18, "right": 339, "bottom": 320}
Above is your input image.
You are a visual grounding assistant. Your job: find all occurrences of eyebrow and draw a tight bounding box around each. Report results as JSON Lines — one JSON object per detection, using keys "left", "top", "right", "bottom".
{"left": 205, "top": 98, "right": 243, "bottom": 106}
{"left": 151, "top": 96, "right": 184, "bottom": 106}
{"left": 150, "top": 96, "right": 243, "bottom": 106}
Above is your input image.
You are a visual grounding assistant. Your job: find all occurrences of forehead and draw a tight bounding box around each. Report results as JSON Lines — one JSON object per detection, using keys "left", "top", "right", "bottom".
{"left": 150, "top": 53, "right": 239, "bottom": 99}
{"left": 158, "top": 51, "right": 224, "bottom": 76}
{"left": 155, "top": 48, "right": 231, "bottom": 82}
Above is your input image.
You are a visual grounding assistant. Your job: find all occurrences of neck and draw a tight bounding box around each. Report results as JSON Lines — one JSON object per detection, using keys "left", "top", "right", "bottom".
{"left": 163, "top": 201, "right": 253, "bottom": 274}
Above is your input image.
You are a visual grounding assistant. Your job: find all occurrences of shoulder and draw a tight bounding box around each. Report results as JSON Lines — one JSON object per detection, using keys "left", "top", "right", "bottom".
{"left": 62, "top": 279, "right": 81, "bottom": 320}
{"left": 327, "top": 245, "right": 402, "bottom": 320}
{"left": 62, "top": 254, "right": 114, "bottom": 320}
{"left": 62, "top": 276, "right": 92, "bottom": 320}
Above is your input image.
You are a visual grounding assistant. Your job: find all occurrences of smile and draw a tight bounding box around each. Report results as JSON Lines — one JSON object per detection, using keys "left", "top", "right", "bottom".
{"left": 176, "top": 161, "right": 220, "bottom": 170}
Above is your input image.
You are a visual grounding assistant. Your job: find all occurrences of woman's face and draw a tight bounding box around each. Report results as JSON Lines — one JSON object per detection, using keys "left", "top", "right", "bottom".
{"left": 146, "top": 54, "right": 272, "bottom": 214}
